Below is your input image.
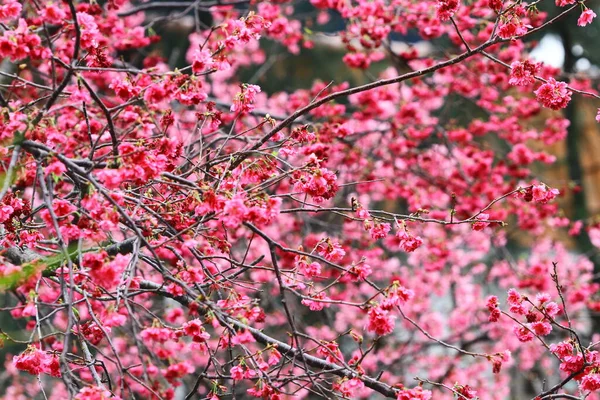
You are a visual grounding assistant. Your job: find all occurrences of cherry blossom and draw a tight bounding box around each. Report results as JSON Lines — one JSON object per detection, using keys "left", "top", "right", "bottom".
{"left": 578, "top": 9, "right": 597, "bottom": 27}
{"left": 0, "top": 0, "right": 599, "bottom": 399}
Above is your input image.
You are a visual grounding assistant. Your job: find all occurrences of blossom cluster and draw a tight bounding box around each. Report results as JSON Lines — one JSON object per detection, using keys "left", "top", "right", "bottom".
{"left": 0, "top": 0, "right": 599, "bottom": 399}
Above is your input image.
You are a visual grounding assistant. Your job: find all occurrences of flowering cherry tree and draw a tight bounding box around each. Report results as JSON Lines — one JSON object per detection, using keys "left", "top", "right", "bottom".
{"left": 1, "top": 0, "right": 600, "bottom": 399}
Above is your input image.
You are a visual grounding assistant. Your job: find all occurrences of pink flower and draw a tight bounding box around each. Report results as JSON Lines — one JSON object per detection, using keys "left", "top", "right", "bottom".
{"left": 44, "top": 355, "right": 61, "bottom": 378}
{"left": 222, "top": 195, "right": 249, "bottom": 228}
{"left": 532, "top": 184, "right": 560, "bottom": 203}
{"left": 300, "top": 261, "right": 322, "bottom": 278}
{"left": 350, "top": 261, "right": 372, "bottom": 280}
{"left": 45, "top": 161, "right": 66, "bottom": 177}
{"left": 507, "top": 288, "right": 522, "bottom": 305}
{"left": 486, "top": 295, "right": 501, "bottom": 322}
{"left": 514, "top": 325, "right": 534, "bottom": 342}
{"left": 110, "top": 78, "right": 141, "bottom": 100}
{"left": 191, "top": 48, "right": 215, "bottom": 73}
{"left": 343, "top": 52, "right": 371, "bottom": 69}
{"left": 336, "top": 378, "right": 365, "bottom": 397}
{"left": 397, "top": 387, "right": 432, "bottom": 400}
{"left": 0, "top": 0, "right": 21, "bottom": 21}
{"left": 182, "top": 320, "right": 210, "bottom": 342}
{"left": 498, "top": 20, "right": 529, "bottom": 39}
{"left": 436, "top": 0, "right": 460, "bottom": 21}
{"left": 569, "top": 220, "right": 583, "bottom": 236}
{"left": 509, "top": 60, "right": 540, "bottom": 86}
{"left": 231, "top": 84, "right": 261, "bottom": 113}
{"left": 578, "top": 9, "right": 596, "bottom": 27}
{"left": 369, "top": 222, "right": 391, "bottom": 239}
{"left": 13, "top": 347, "right": 61, "bottom": 377}
{"left": 13, "top": 347, "right": 46, "bottom": 375}
{"left": 75, "top": 386, "right": 123, "bottom": 400}
{"left": 381, "top": 284, "right": 414, "bottom": 310}
{"left": 507, "top": 288, "right": 528, "bottom": 315}
{"left": 231, "top": 365, "right": 244, "bottom": 381}
{"left": 165, "top": 361, "right": 195, "bottom": 383}
{"left": 472, "top": 213, "right": 490, "bottom": 231}
{"left": 316, "top": 341, "right": 344, "bottom": 363}
{"left": 488, "top": 0, "right": 503, "bottom": 12}
{"left": 267, "top": 349, "right": 282, "bottom": 366}
{"left": 550, "top": 341, "right": 574, "bottom": 358}
{"left": 76, "top": 12, "right": 101, "bottom": 50}
{"left": 536, "top": 293, "right": 551, "bottom": 304}
{"left": 534, "top": 78, "right": 572, "bottom": 110}
{"left": 0, "top": 204, "right": 14, "bottom": 223}
{"left": 396, "top": 229, "right": 423, "bottom": 252}
{"left": 581, "top": 374, "right": 600, "bottom": 391}
{"left": 455, "top": 384, "right": 477, "bottom": 399}
{"left": 299, "top": 168, "right": 339, "bottom": 202}
{"left": 490, "top": 351, "right": 511, "bottom": 374}
{"left": 590, "top": 226, "right": 600, "bottom": 248}
{"left": 140, "top": 327, "right": 175, "bottom": 344}
{"left": 597, "top": 108, "right": 600, "bottom": 123}
{"left": 366, "top": 306, "right": 395, "bottom": 336}
{"left": 530, "top": 321, "right": 552, "bottom": 336}
{"left": 301, "top": 292, "right": 331, "bottom": 311}
{"left": 317, "top": 240, "right": 345, "bottom": 262}
{"left": 356, "top": 206, "right": 370, "bottom": 219}
{"left": 40, "top": 3, "right": 66, "bottom": 24}
{"left": 544, "top": 302, "right": 560, "bottom": 317}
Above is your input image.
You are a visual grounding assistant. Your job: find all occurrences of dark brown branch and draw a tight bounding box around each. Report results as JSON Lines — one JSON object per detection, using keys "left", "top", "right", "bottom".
{"left": 138, "top": 280, "right": 399, "bottom": 398}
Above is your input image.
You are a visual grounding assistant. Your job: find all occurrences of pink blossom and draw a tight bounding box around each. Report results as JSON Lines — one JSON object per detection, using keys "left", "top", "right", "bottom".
{"left": 76, "top": 12, "right": 101, "bottom": 50}
{"left": 509, "top": 60, "right": 540, "bottom": 86}
{"left": 300, "top": 261, "right": 322, "bottom": 278}
{"left": 397, "top": 387, "right": 432, "bottom": 400}
{"left": 578, "top": 9, "right": 596, "bottom": 27}
{"left": 191, "top": 48, "right": 215, "bottom": 73}
{"left": 534, "top": 78, "right": 572, "bottom": 110}
{"left": 45, "top": 161, "right": 66, "bottom": 177}
{"left": 436, "top": 0, "right": 460, "bottom": 21}
{"left": 396, "top": 229, "right": 423, "bottom": 252}
{"left": 356, "top": 206, "right": 370, "bottom": 219}
{"left": 536, "top": 293, "right": 551, "bottom": 304}
{"left": 231, "top": 365, "right": 244, "bottom": 381}
{"left": 581, "top": 374, "right": 600, "bottom": 391}
{"left": 75, "top": 387, "right": 123, "bottom": 400}
{"left": 336, "top": 378, "right": 365, "bottom": 397}
{"left": 0, "top": 0, "right": 21, "bottom": 21}
{"left": 0, "top": 204, "right": 14, "bottom": 223}
{"left": 317, "top": 240, "right": 346, "bottom": 262}
{"left": 182, "top": 320, "right": 210, "bottom": 342}
{"left": 39, "top": 3, "right": 66, "bottom": 24}
{"left": 231, "top": 84, "right": 262, "bottom": 113}
{"left": 544, "top": 302, "right": 561, "bottom": 317}
{"left": 531, "top": 184, "right": 560, "bottom": 203}
{"left": 165, "top": 361, "right": 195, "bottom": 383}
{"left": 472, "top": 213, "right": 490, "bottom": 231}
{"left": 486, "top": 295, "right": 501, "bottom": 322}
{"left": 530, "top": 321, "right": 552, "bottom": 336}
{"left": 13, "top": 347, "right": 61, "bottom": 377}
{"left": 140, "top": 327, "right": 175, "bottom": 344}
{"left": 369, "top": 222, "right": 391, "bottom": 239}
{"left": 301, "top": 292, "right": 331, "bottom": 311}
{"left": 498, "top": 20, "right": 529, "bottom": 39}
{"left": 455, "top": 385, "right": 477, "bottom": 399}
{"left": 550, "top": 341, "right": 574, "bottom": 358}
{"left": 366, "top": 307, "right": 395, "bottom": 336}
{"left": 514, "top": 325, "right": 534, "bottom": 342}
